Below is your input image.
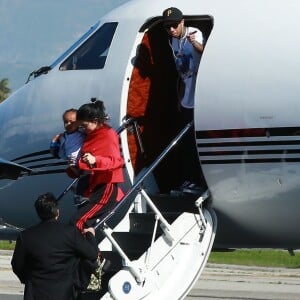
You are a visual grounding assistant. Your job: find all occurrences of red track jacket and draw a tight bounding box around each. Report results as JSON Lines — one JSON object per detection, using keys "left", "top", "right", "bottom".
{"left": 77, "top": 125, "right": 124, "bottom": 197}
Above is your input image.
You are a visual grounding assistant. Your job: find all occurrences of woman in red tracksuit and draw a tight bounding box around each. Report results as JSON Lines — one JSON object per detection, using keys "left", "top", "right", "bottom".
{"left": 70, "top": 99, "right": 124, "bottom": 232}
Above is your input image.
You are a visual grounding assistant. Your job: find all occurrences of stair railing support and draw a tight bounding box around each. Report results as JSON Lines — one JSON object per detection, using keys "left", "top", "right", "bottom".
{"left": 144, "top": 214, "right": 159, "bottom": 268}
{"left": 140, "top": 189, "right": 174, "bottom": 243}
{"left": 195, "top": 189, "right": 210, "bottom": 230}
{"left": 101, "top": 223, "right": 145, "bottom": 284}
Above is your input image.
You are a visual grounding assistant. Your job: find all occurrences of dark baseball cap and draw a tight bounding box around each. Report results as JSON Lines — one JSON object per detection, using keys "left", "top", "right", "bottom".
{"left": 162, "top": 7, "right": 183, "bottom": 24}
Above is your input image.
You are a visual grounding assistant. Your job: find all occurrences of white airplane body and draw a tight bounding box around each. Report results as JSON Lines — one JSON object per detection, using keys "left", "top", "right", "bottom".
{"left": 0, "top": 0, "right": 300, "bottom": 255}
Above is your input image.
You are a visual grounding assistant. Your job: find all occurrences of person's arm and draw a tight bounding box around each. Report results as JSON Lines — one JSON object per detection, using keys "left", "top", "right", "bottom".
{"left": 74, "top": 227, "right": 99, "bottom": 291}
{"left": 50, "top": 134, "right": 62, "bottom": 158}
{"left": 82, "top": 227, "right": 97, "bottom": 248}
{"left": 11, "top": 233, "right": 27, "bottom": 284}
{"left": 187, "top": 30, "right": 204, "bottom": 54}
{"left": 96, "top": 155, "right": 124, "bottom": 170}
{"left": 191, "top": 39, "right": 203, "bottom": 53}
{"left": 74, "top": 227, "right": 98, "bottom": 260}
{"left": 79, "top": 130, "right": 124, "bottom": 171}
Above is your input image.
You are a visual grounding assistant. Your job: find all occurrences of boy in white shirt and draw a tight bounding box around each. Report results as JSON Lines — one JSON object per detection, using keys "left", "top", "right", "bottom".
{"left": 163, "top": 7, "right": 205, "bottom": 194}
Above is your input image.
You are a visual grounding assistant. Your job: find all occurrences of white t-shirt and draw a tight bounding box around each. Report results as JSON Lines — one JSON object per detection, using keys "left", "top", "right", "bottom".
{"left": 171, "top": 26, "right": 203, "bottom": 108}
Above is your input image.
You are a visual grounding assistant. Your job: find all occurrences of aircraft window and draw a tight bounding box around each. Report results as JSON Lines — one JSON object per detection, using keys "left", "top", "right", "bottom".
{"left": 59, "top": 22, "right": 118, "bottom": 70}
{"left": 50, "top": 21, "right": 100, "bottom": 69}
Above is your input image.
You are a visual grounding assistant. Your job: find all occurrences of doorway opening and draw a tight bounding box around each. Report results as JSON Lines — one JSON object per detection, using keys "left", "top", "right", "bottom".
{"left": 126, "top": 15, "right": 214, "bottom": 193}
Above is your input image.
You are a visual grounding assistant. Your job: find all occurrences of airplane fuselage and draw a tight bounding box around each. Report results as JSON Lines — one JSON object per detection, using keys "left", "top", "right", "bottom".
{"left": 0, "top": 0, "right": 299, "bottom": 250}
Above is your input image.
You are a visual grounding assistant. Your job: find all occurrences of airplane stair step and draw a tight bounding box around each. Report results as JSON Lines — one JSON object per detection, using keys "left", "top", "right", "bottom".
{"left": 84, "top": 188, "right": 214, "bottom": 299}
{"left": 110, "top": 212, "right": 181, "bottom": 259}
{"left": 98, "top": 213, "right": 180, "bottom": 277}
{"left": 148, "top": 193, "right": 200, "bottom": 213}
{"left": 129, "top": 212, "right": 179, "bottom": 234}
{"left": 111, "top": 231, "right": 153, "bottom": 260}
{"left": 92, "top": 212, "right": 181, "bottom": 297}
{"left": 100, "top": 209, "right": 217, "bottom": 300}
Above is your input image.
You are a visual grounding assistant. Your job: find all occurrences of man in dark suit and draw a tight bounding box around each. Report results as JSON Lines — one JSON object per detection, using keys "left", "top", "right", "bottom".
{"left": 11, "top": 192, "right": 99, "bottom": 300}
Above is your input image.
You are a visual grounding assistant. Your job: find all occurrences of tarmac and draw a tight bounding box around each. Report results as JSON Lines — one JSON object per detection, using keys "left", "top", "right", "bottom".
{"left": 0, "top": 250, "right": 23, "bottom": 298}
{"left": 1, "top": 250, "right": 299, "bottom": 300}
{"left": 187, "top": 263, "right": 300, "bottom": 300}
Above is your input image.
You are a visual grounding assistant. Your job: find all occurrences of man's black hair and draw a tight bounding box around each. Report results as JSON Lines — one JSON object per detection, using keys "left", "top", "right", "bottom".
{"left": 35, "top": 192, "right": 58, "bottom": 221}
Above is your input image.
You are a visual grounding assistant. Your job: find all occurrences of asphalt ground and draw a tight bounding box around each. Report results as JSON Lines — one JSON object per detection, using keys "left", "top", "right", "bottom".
{"left": 1, "top": 250, "right": 299, "bottom": 300}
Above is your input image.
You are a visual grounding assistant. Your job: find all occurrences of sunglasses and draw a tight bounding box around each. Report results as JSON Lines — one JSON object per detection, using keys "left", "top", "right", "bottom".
{"left": 163, "top": 21, "right": 181, "bottom": 30}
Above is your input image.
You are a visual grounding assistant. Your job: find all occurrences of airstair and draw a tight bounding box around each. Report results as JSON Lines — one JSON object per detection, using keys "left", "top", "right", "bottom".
{"left": 82, "top": 121, "right": 217, "bottom": 300}
{"left": 99, "top": 192, "right": 216, "bottom": 300}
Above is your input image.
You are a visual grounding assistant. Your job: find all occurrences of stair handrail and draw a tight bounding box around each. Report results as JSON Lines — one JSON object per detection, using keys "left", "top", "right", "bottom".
{"left": 94, "top": 121, "right": 194, "bottom": 230}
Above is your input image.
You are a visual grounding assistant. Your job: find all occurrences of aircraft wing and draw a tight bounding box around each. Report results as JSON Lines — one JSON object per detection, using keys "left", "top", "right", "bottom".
{"left": 0, "top": 158, "right": 32, "bottom": 180}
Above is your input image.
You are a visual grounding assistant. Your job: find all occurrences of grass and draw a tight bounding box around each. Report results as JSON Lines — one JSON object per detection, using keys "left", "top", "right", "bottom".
{"left": 0, "top": 240, "right": 15, "bottom": 250}
{"left": 1, "top": 241, "right": 299, "bottom": 268}
{"left": 209, "top": 249, "right": 300, "bottom": 268}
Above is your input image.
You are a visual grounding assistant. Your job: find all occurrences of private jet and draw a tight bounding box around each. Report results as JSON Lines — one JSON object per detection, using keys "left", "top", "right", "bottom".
{"left": 1, "top": 0, "right": 300, "bottom": 298}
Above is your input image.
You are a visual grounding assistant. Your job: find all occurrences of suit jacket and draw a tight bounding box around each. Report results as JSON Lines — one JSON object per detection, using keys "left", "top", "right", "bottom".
{"left": 11, "top": 219, "right": 98, "bottom": 300}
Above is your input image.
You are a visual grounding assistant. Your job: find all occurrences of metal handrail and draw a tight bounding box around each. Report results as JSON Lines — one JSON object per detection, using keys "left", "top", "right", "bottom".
{"left": 94, "top": 121, "right": 193, "bottom": 230}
